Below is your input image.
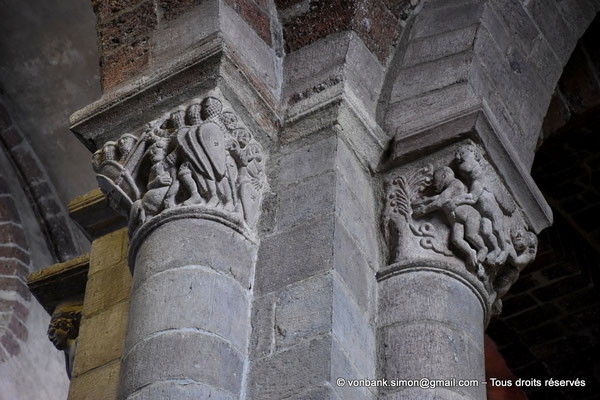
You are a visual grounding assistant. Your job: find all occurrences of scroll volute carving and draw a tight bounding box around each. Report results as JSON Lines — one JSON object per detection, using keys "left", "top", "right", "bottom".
{"left": 383, "top": 143, "right": 538, "bottom": 314}
{"left": 92, "top": 95, "right": 268, "bottom": 236}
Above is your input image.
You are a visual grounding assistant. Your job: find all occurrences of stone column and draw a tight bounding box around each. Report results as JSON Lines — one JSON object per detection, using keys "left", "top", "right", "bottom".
{"left": 378, "top": 133, "right": 544, "bottom": 400}
{"left": 91, "top": 94, "right": 268, "bottom": 400}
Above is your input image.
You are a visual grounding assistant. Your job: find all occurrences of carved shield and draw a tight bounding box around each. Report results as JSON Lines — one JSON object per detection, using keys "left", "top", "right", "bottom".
{"left": 199, "top": 121, "right": 226, "bottom": 180}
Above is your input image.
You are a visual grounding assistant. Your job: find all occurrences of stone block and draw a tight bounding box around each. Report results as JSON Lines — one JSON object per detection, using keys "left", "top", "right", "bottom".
{"left": 526, "top": 0, "right": 577, "bottom": 62}
{"left": 255, "top": 216, "right": 335, "bottom": 295}
{"left": 247, "top": 336, "right": 331, "bottom": 399}
{"left": 277, "top": 171, "right": 336, "bottom": 230}
{"left": 378, "top": 270, "right": 484, "bottom": 344}
{"left": 124, "top": 267, "right": 249, "bottom": 356}
{"left": 410, "top": 1, "right": 484, "bottom": 40}
{"left": 403, "top": 25, "right": 478, "bottom": 67}
{"left": 489, "top": 0, "right": 539, "bottom": 54}
{"left": 333, "top": 222, "right": 376, "bottom": 317}
{"left": 282, "top": 32, "right": 349, "bottom": 103}
{"left": 119, "top": 330, "right": 244, "bottom": 398}
{"left": 0, "top": 224, "right": 27, "bottom": 249}
{"left": 128, "top": 381, "right": 234, "bottom": 400}
{"left": 335, "top": 138, "right": 374, "bottom": 213}
{"left": 332, "top": 276, "right": 376, "bottom": 378}
{"left": 390, "top": 51, "right": 472, "bottom": 103}
{"left": 344, "top": 33, "right": 386, "bottom": 114}
{"left": 72, "top": 300, "right": 129, "bottom": 376}
{"left": 82, "top": 259, "right": 131, "bottom": 318}
{"left": 379, "top": 322, "right": 485, "bottom": 399}
{"left": 331, "top": 336, "right": 374, "bottom": 400}
{"left": 275, "top": 273, "right": 332, "bottom": 349}
{"left": 380, "top": 387, "right": 469, "bottom": 399}
{"left": 133, "top": 218, "right": 255, "bottom": 290}
{"left": 386, "top": 82, "right": 479, "bottom": 135}
{"left": 90, "top": 228, "right": 128, "bottom": 275}
{"left": 276, "top": 134, "right": 337, "bottom": 187}
{"left": 287, "top": 385, "right": 336, "bottom": 400}
{"left": 224, "top": 0, "right": 272, "bottom": 45}
{"left": 68, "top": 360, "right": 120, "bottom": 400}
{"left": 249, "top": 292, "right": 276, "bottom": 360}
{"left": 335, "top": 171, "right": 380, "bottom": 266}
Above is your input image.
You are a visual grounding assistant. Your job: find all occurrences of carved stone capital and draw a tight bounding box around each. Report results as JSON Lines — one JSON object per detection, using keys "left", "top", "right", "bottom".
{"left": 381, "top": 140, "right": 538, "bottom": 320}
{"left": 92, "top": 92, "right": 269, "bottom": 245}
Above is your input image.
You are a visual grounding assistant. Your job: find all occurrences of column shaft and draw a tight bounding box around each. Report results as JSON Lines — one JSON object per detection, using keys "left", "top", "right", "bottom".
{"left": 378, "top": 268, "right": 486, "bottom": 400}
{"left": 117, "top": 216, "right": 256, "bottom": 400}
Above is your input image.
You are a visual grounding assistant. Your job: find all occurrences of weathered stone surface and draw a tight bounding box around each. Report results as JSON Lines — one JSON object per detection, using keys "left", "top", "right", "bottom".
{"left": 72, "top": 300, "right": 129, "bottom": 376}
{"left": 124, "top": 267, "right": 249, "bottom": 355}
{"left": 379, "top": 322, "right": 485, "bottom": 399}
{"left": 119, "top": 330, "right": 244, "bottom": 398}
{"left": 249, "top": 292, "right": 276, "bottom": 360}
{"left": 331, "top": 336, "right": 374, "bottom": 400}
{"left": 89, "top": 228, "right": 128, "bottom": 275}
{"left": 277, "top": 171, "right": 336, "bottom": 230}
{"left": 379, "top": 270, "right": 484, "bottom": 343}
{"left": 127, "top": 380, "right": 234, "bottom": 400}
{"left": 255, "top": 215, "right": 334, "bottom": 295}
{"left": 82, "top": 259, "right": 130, "bottom": 318}
{"left": 332, "top": 276, "right": 375, "bottom": 378}
{"left": 68, "top": 360, "right": 120, "bottom": 400}
{"left": 247, "top": 336, "right": 331, "bottom": 399}
{"left": 275, "top": 273, "right": 332, "bottom": 349}
{"left": 133, "top": 218, "right": 255, "bottom": 289}
{"left": 333, "top": 221, "right": 376, "bottom": 316}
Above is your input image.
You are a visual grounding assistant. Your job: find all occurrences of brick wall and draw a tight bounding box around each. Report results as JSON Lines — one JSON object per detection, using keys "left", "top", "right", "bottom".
{"left": 0, "top": 175, "right": 31, "bottom": 362}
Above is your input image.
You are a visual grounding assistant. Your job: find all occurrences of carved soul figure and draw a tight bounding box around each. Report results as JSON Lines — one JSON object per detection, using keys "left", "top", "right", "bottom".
{"left": 384, "top": 143, "right": 537, "bottom": 311}
{"left": 92, "top": 95, "right": 268, "bottom": 235}
{"left": 47, "top": 303, "right": 82, "bottom": 379}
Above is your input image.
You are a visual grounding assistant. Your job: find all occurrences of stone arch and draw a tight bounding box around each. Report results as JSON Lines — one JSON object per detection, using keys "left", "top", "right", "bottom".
{"left": 380, "top": 0, "right": 599, "bottom": 169}
{"left": 484, "top": 15, "right": 600, "bottom": 399}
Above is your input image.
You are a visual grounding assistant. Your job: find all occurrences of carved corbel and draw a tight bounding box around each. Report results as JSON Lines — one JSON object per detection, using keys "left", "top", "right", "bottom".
{"left": 382, "top": 141, "right": 538, "bottom": 316}
{"left": 47, "top": 302, "right": 82, "bottom": 379}
{"left": 92, "top": 94, "right": 269, "bottom": 238}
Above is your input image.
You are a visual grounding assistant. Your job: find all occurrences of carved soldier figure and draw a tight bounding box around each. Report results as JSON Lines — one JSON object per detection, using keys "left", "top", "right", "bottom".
{"left": 129, "top": 136, "right": 172, "bottom": 231}
{"left": 455, "top": 145, "right": 516, "bottom": 265}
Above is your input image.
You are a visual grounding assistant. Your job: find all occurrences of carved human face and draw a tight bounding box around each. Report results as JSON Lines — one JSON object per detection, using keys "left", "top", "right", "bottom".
{"left": 511, "top": 229, "right": 527, "bottom": 252}
{"left": 149, "top": 143, "right": 166, "bottom": 163}
{"left": 48, "top": 319, "right": 72, "bottom": 350}
{"left": 455, "top": 146, "right": 479, "bottom": 173}
{"left": 432, "top": 167, "right": 453, "bottom": 192}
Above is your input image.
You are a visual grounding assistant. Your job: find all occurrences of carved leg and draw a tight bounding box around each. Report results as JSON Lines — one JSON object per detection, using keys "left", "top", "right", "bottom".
{"left": 218, "top": 177, "right": 235, "bottom": 211}
{"left": 163, "top": 172, "right": 179, "bottom": 209}
{"left": 464, "top": 220, "right": 488, "bottom": 263}
{"left": 482, "top": 218, "right": 501, "bottom": 264}
{"left": 205, "top": 179, "right": 219, "bottom": 207}
{"left": 180, "top": 167, "right": 204, "bottom": 206}
{"left": 451, "top": 223, "right": 477, "bottom": 267}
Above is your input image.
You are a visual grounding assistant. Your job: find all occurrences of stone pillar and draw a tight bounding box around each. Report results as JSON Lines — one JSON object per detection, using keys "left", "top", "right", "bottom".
{"left": 378, "top": 129, "right": 546, "bottom": 399}
{"left": 90, "top": 94, "right": 268, "bottom": 400}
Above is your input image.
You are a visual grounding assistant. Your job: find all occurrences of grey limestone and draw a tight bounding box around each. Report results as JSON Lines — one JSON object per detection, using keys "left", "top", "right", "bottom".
{"left": 246, "top": 336, "right": 331, "bottom": 400}
{"left": 132, "top": 218, "right": 256, "bottom": 290}
{"left": 255, "top": 215, "right": 335, "bottom": 295}
{"left": 124, "top": 267, "right": 249, "bottom": 356}
{"left": 274, "top": 273, "right": 333, "bottom": 350}
{"left": 409, "top": 1, "right": 484, "bottom": 40}
{"left": 118, "top": 330, "right": 244, "bottom": 399}
{"left": 378, "top": 269, "right": 484, "bottom": 345}
{"left": 127, "top": 381, "right": 234, "bottom": 400}
{"left": 379, "top": 322, "right": 485, "bottom": 399}
{"left": 402, "top": 25, "right": 478, "bottom": 67}
{"left": 249, "top": 292, "right": 276, "bottom": 360}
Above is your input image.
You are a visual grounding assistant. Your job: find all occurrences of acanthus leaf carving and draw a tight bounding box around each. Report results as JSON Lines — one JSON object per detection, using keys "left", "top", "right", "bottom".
{"left": 383, "top": 143, "right": 538, "bottom": 314}
{"left": 93, "top": 95, "right": 268, "bottom": 236}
